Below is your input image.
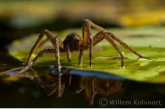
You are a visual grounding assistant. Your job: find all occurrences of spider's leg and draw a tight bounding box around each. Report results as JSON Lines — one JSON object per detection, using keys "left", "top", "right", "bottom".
{"left": 24, "top": 30, "right": 63, "bottom": 95}
{"left": 37, "top": 37, "right": 49, "bottom": 48}
{"left": 84, "top": 19, "right": 145, "bottom": 58}
{"left": 26, "top": 29, "right": 63, "bottom": 64}
{"left": 78, "top": 48, "right": 83, "bottom": 65}
{"left": 80, "top": 19, "right": 107, "bottom": 66}
{"left": 93, "top": 32, "right": 124, "bottom": 67}
{"left": 18, "top": 47, "right": 60, "bottom": 74}
{"left": 81, "top": 20, "right": 93, "bottom": 66}
{"left": 105, "top": 32, "right": 149, "bottom": 59}
{"left": 19, "top": 47, "right": 62, "bottom": 97}
{"left": 83, "top": 19, "right": 107, "bottom": 32}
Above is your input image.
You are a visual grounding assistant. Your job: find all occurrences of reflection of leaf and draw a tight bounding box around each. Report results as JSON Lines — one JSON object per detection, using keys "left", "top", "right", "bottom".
{"left": 8, "top": 28, "right": 165, "bottom": 83}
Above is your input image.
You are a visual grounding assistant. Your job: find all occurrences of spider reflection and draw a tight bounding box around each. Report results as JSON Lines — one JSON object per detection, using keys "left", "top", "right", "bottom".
{"left": 23, "top": 67, "right": 123, "bottom": 106}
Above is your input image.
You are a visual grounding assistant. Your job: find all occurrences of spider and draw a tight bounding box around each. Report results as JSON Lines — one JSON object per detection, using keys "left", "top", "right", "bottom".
{"left": 18, "top": 19, "right": 148, "bottom": 74}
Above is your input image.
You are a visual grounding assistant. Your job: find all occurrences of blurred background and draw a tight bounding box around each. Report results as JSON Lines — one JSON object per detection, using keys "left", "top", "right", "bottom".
{"left": 0, "top": 0, "right": 165, "bottom": 48}
{"left": 0, "top": 0, "right": 165, "bottom": 108}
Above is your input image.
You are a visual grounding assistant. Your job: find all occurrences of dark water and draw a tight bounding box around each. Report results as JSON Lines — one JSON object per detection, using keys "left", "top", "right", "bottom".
{"left": 0, "top": 51, "right": 164, "bottom": 108}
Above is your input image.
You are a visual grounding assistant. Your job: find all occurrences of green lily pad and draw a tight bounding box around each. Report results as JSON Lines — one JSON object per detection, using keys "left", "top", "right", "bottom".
{"left": 8, "top": 27, "right": 165, "bottom": 83}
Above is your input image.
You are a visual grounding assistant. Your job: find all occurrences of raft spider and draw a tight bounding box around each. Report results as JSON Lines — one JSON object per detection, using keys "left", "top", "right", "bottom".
{"left": 18, "top": 19, "right": 148, "bottom": 74}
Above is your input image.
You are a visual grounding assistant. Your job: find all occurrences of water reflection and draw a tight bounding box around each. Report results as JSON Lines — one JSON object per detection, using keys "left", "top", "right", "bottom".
{"left": 1, "top": 66, "right": 123, "bottom": 106}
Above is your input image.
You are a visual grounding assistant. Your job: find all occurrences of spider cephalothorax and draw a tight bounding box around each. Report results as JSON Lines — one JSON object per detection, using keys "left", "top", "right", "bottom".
{"left": 63, "top": 32, "right": 81, "bottom": 52}
{"left": 18, "top": 19, "right": 148, "bottom": 97}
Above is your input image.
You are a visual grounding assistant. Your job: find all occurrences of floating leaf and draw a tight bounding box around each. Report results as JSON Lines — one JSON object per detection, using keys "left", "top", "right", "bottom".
{"left": 8, "top": 27, "right": 165, "bottom": 83}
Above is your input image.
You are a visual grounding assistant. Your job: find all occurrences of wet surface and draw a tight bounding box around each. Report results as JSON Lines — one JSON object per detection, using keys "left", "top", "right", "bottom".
{"left": 0, "top": 51, "right": 165, "bottom": 108}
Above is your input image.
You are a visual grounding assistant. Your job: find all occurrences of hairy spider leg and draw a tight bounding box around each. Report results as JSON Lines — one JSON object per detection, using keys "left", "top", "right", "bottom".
{"left": 20, "top": 47, "right": 62, "bottom": 97}
{"left": 19, "top": 29, "right": 63, "bottom": 97}
{"left": 87, "top": 19, "right": 148, "bottom": 59}
{"left": 26, "top": 29, "right": 63, "bottom": 64}
{"left": 78, "top": 19, "right": 107, "bottom": 66}
{"left": 81, "top": 20, "right": 93, "bottom": 66}
{"left": 79, "top": 19, "right": 149, "bottom": 67}
{"left": 94, "top": 32, "right": 124, "bottom": 67}
{"left": 37, "top": 37, "right": 49, "bottom": 48}
{"left": 25, "top": 29, "right": 63, "bottom": 75}
{"left": 106, "top": 32, "right": 149, "bottom": 59}
{"left": 92, "top": 32, "right": 149, "bottom": 59}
